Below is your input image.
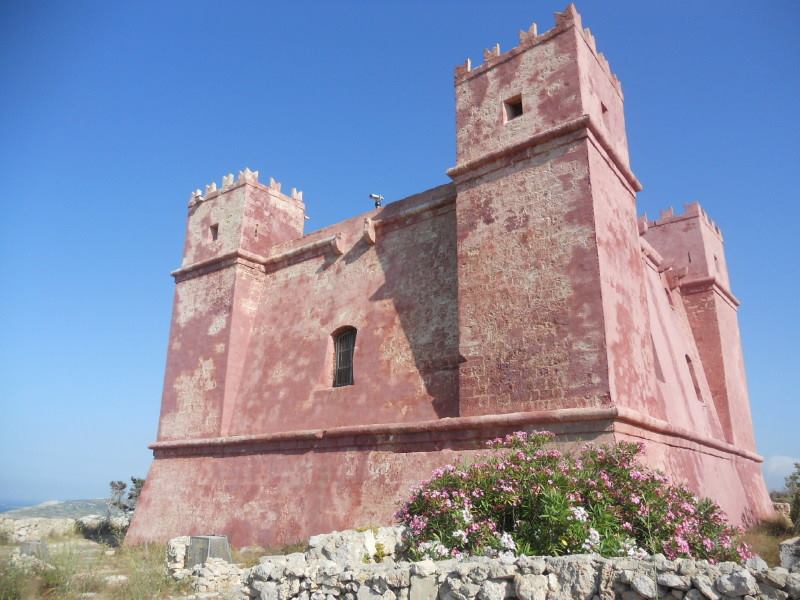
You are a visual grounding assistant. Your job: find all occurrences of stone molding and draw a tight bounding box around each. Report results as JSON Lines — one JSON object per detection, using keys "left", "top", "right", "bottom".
{"left": 447, "top": 114, "right": 642, "bottom": 193}
{"left": 149, "top": 405, "right": 762, "bottom": 464}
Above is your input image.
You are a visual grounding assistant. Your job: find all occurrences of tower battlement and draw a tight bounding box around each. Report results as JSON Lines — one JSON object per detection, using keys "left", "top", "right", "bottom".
{"left": 187, "top": 167, "right": 304, "bottom": 208}
{"left": 455, "top": 4, "right": 622, "bottom": 96}
{"left": 180, "top": 166, "right": 305, "bottom": 269}
{"left": 644, "top": 202, "right": 723, "bottom": 240}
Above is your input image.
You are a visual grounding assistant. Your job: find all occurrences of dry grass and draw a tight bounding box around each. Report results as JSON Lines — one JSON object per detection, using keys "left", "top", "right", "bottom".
{"left": 743, "top": 516, "right": 794, "bottom": 567}
{"left": 0, "top": 539, "right": 190, "bottom": 600}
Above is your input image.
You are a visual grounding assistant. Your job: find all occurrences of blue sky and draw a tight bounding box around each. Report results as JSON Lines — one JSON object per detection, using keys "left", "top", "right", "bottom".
{"left": 0, "top": 1, "right": 797, "bottom": 503}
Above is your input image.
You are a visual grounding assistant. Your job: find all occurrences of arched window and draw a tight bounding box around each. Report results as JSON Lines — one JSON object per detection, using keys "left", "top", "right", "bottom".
{"left": 333, "top": 327, "right": 357, "bottom": 387}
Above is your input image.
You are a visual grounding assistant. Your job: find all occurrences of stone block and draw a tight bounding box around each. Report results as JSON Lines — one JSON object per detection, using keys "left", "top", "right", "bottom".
{"left": 781, "top": 538, "right": 800, "bottom": 572}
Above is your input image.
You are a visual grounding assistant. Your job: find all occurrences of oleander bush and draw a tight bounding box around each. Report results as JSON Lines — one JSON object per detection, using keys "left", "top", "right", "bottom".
{"left": 396, "top": 431, "right": 751, "bottom": 563}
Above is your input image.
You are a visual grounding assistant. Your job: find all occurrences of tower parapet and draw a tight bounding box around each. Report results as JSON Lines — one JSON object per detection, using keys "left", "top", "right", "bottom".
{"left": 643, "top": 202, "right": 731, "bottom": 295}
{"left": 643, "top": 202, "right": 753, "bottom": 449}
{"left": 451, "top": 4, "right": 632, "bottom": 175}
{"left": 180, "top": 168, "right": 305, "bottom": 272}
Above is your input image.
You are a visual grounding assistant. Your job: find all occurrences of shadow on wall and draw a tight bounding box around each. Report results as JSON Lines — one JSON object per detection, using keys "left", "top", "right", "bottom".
{"left": 366, "top": 201, "right": 460, "bottom": 419}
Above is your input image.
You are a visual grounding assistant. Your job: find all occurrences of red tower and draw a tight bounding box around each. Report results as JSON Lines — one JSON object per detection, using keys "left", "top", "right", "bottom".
{"left": 127, "top": 6, "right": 772, "bottom": 548}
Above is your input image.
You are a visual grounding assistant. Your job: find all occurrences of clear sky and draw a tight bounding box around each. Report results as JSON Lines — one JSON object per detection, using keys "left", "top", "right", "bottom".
{"left": 1, "top": 1, "right": 798, "bottom": 503}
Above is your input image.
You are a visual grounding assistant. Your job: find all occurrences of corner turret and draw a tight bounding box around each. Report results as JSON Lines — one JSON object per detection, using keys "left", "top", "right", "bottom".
{"left": 451, "top": 4, "right": 633, "bottom": 181}
{"left": 181, "top": 168, "right": 305, "bottom": 269}
{"left": 642, "top": 202, "right": 755, "bottom": 450}
{"left": 642, "top": 202, "right": 731, "bottom": 293}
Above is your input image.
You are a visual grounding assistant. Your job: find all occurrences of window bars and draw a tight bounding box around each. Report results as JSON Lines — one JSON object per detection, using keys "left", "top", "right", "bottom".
{"left": 333, "top": 328, "right": 356, "bottom": 387}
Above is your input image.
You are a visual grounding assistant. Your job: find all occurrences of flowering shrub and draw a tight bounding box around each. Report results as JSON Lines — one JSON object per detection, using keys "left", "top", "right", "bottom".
{"left": 396, "top": 431, "right": 750, "bottom": 563}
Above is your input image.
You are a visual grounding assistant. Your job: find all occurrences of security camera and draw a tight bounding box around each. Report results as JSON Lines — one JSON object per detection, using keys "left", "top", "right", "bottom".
{"left": 369, "top": 193, "right": 384, "bottom": 208}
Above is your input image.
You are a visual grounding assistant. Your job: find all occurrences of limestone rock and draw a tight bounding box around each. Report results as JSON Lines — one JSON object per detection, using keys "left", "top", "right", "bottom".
{"left": 765, "top": 568, "right": 791, "bottom": 589}
{"left": 516, "top": 556, "right": 546, "bottom": 575}
{"left": 0, "top": 516, "right": 76, "bottom": 542}
{"left": 692, "top": 574, "right": 720, "bottom": 600}
{"left": 545, "top": 556, "right": 598, "bottom": 600}
{"left": 715, "top": 568, "right": 758, "bottom": 596}
{"left": 685, "top": 589, "right": 705, "bottom": 600}
{"left": 168, "top": 535, "right": 192, "bottom": 572}
{"left": 410, "top": 575, "right": 437, "bottom": 600}
{"left": 781, "top": 538, "right": 800, "bottom": 573}
{"left": 439, "top": 574, "right": 480, "bottom": 600}
{"left": 411, "top": 561, "right": 437, "bottom": 578}
{"left": 514, "top": 573, "right": 548, "bottom": 600}
{"left": 631, "top": 574, "right": 657, "bottom": 599}
{"left": 658, "top": 573, "right": 691, "bottom": 591}
{"left": 309, "top": 528, "right": 404, "bottom": 566}
{"left": 758, "top": 582, "right": 789, "bottom": 600}
{"left": 785, "top": 573, "right": 800, "bottom": 599}
{"left": 478, "top": 579, "right": 512, "bottom": 600}
{"left": 745, "top": 557, "right": 769, "bottom": 574}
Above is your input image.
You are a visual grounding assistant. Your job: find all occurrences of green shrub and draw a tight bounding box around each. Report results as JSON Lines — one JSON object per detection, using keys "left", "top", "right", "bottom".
{"left": 396, "top": 431, "right": 750, "bottom": 562}
{"left": 791, "top": 491, "right": 800, "bottom": 535}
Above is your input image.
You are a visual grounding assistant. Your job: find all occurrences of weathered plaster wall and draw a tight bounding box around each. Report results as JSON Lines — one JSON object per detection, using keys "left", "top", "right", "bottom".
{"left": 644, "top": 206, "right": 756, "bottom": 451}
{"left": 641, "top": 253, "right": 725, "bottom": 439}
{"left": 455, "top": 136, "right": 610, "bottom": 417}
{"left": 574, "top": 13, "right": 629, "bottom": 166}
{"left": 130, "top": 422, "right": 617, "bottom": 548}
{"left": 645, "top": 205, "right": 731, "bottom": 290}
{"left": 158, "top": 267, "right": 235, "bottom": 441}
{"left": 454, "top": 23, "right": 582, "bottom": 167}
{"left": 227, "top": 185, "right": 460, "bottom": 435}
{"left": 587, "top": 136, "right": 655, "bottom": 415}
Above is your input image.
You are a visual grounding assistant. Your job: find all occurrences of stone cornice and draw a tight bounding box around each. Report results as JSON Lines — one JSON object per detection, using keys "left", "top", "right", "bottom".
{"left": 171, "top": 235, "right": 344, "bottom": 282}
{"left": 150, "top": 405, "right": 761, "bottom": 463}
{"left": 679, "top": 275, "right": 740, "bottom": 308}
{"left": 447, "top": 114, "right": 642, "bottom": 193}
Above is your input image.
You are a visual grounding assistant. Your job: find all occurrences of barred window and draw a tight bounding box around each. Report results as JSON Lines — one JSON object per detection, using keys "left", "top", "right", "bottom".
{"left": 333, "top": 327, "right": 357, "bottom": 387}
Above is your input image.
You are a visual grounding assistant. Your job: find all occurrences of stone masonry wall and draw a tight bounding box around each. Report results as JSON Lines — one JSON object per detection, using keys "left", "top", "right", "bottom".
{"left": 167, "top": 529, "right": 800, "bottom": 600}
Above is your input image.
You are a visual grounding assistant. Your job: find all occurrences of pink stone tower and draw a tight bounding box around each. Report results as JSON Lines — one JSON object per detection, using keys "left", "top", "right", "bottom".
{"left": 127, "top": 5, "right": 772, "bottom": 548}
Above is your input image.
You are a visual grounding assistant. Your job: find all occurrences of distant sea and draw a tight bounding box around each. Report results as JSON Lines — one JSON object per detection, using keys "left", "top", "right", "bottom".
{"left": 0, "top": 500, "right": 42, "bottom": 513}
{"left": 0, "top": 499, "right": 121, "bottom": 519}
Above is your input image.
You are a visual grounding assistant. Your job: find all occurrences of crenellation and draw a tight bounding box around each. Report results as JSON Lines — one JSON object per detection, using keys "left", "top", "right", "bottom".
{"left": 554, "top": 3, "right": 581, "bottom": 29}
{"left": 455, "top": 57, "right": 471, "bottom": 78}
{"left": 268, "top": 176, "right": 282, "bottom": 193}
{"left": 647, "top": 202, "right": 723, "bottom": 241}
{"left": 483, "top": 43, "right": 501, "bottom": 62}
{"left": 188, "top": 189, "right": 203, "bottom": 207}
{"left": 455, "top": 4, "right": 621, "bottom": 96}
{"left": 221, "top": 173, "right": 234, "bottom": 189}
{"left": 237, "top": 167, "right": 259, "bottom": 184}
{"left": 518, "top": 22, "right": 538, "bottom": 44}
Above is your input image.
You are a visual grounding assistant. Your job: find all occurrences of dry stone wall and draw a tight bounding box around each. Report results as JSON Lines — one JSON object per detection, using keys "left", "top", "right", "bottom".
{"left": 167, "top": 529, "right": 800, "bottom": 600}
{"left": 0, "top": 517, "right": 75, "bottom": 542}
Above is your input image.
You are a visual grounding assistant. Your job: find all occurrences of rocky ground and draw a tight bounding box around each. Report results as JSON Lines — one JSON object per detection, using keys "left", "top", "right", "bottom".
{"left": 1, "top": 520, "right": 798, "bottom": 600}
